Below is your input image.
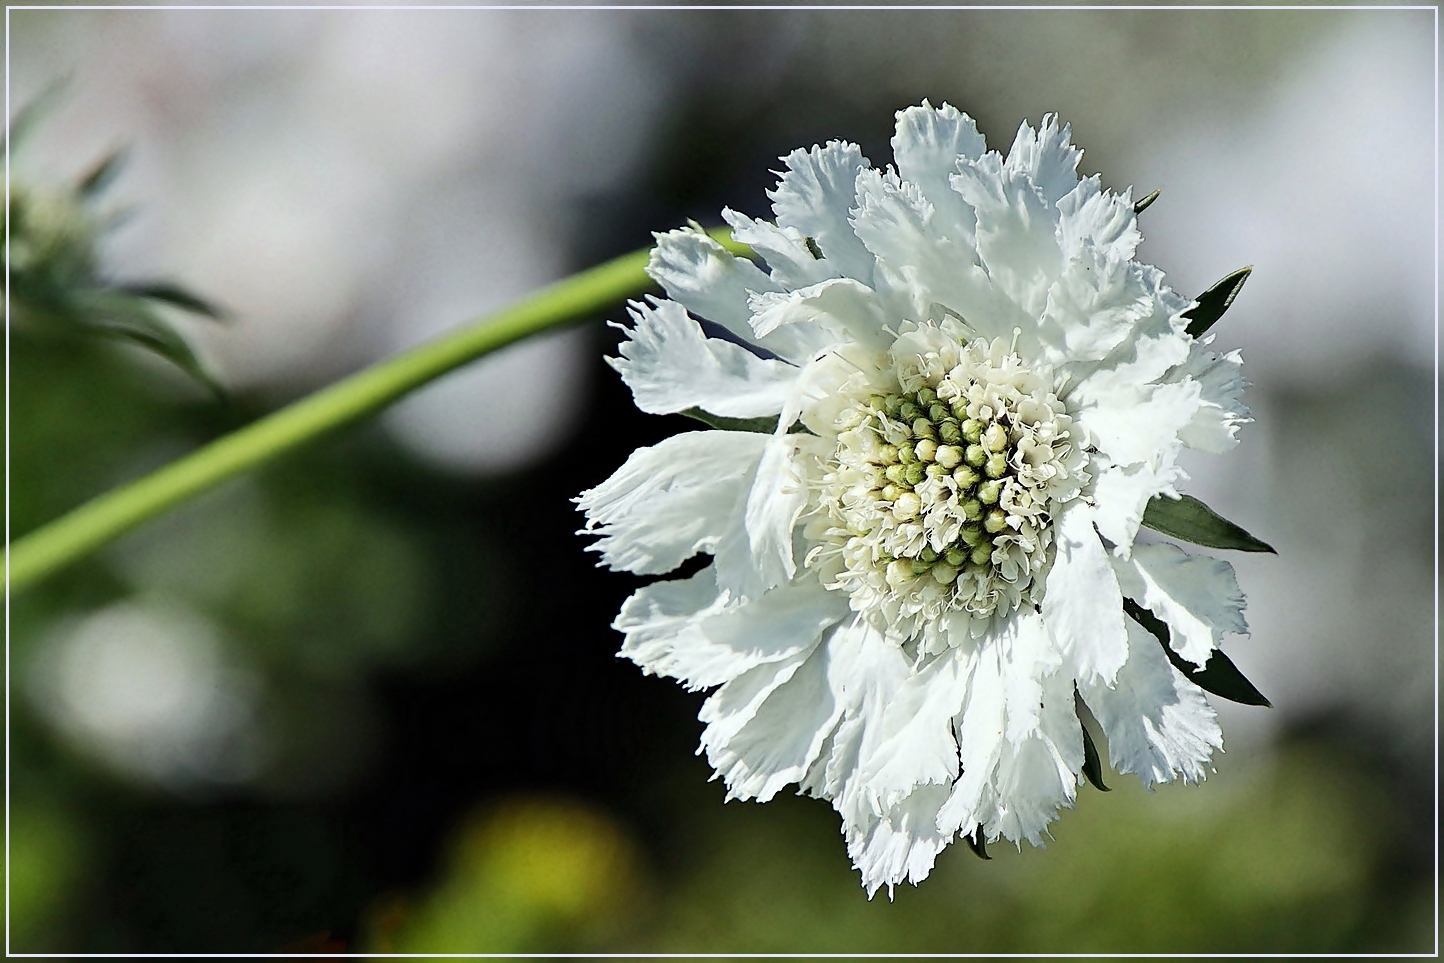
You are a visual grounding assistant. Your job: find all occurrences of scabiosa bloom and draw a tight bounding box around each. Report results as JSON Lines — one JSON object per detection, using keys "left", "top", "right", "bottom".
{"left": 578, "top": 102, "right": 1265, "bottom": 896}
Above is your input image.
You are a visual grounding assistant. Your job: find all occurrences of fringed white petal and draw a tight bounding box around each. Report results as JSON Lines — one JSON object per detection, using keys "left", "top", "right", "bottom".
{"left": 613, "top": 565, "right": 731, "bottom": 686}
{"left": 698, "top": 596, "right": 854, "bottom": 803}
{"left": 849, "top": 167, "right": 1020, "bottom": 339}
{"left": 1079, "top": 617, "right": 1222, "bottom": 788}
{"left": 1003, "top": 114, "right": 1083, "bottom": 207}
{"left": 1170, "top": 341, "right": 1251, "bottom": 454}
{"left": 937, "top": 612, "right": 1080, "bottom": 848}
{"left": 647, "top": 225, "right": 825, "bottom": 365}
{"left": 768, "top": 140, "right": 877, "bottom": 285}
{"left": 890, "top": 100, "right": 987, "bottom": 251}
{"left": 1035, "top": 245, "right": 1152, "bottom": 367}
{"left": 648, "top": 224, "right": 780, "bottom": 339}
{"left": 721, "top": 207, "right": 840, "bottom": 290}
{"left": 1061, "top": 272, "right": 1193, "bottom": 401}
{"left": 576, "top": 430, "right": 765, "bottom": 575}
{"left": 610, "top": 298, "right": 799, "bottom": 418}
{"left": 747, "top": 277, "right": 893, "bottom": 353}
{"left": 735, "top": 435, "right": 811, "bottom": 597}
{"left": 1040, "top": 502, "right": 1129, "bottom": 685}
{"left": 1091, "top": 459, "right": 1184, "bottom": 558}
{"left": 1073, "top": 377, "right": 1201, "bottom": 470}
{"left": 1113, "top": 543, "right": 1248, "bottom": 668}
{"left": 703, "top": 614, "right": 901, "bottom": 807}
{"left": 951, "top": 151, "right": 1064, "bottom": 320}
{"left": 936, "top": 636, "right": 1005, "bottom": 841}
{"left": 801, "top": 618, "right": 913, "bottom": 812}
{"left": 852, "top": 647, "right": 974, "bottom": 815}
{"left": 846, "top": 783, "right": 954, "bottom": 898}
{"left": 985, "top": 667, "right": 1081, "bottom": 845}
{"left": 698, "top": 646, "right": 818, "bottom": 794}
{"left": 1056, "top": 174, "right": 1142, "bottom": 262}
{"left": 1000, "top": 607, "right": 1062, "bottom": 746}
{"left": 616, "top": 568, "right": 845, "bottom": 691}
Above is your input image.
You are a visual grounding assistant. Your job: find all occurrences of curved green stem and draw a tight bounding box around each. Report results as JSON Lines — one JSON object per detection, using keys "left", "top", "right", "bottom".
{"left": 9, "top": 227, "right": 749, "bottom": 594}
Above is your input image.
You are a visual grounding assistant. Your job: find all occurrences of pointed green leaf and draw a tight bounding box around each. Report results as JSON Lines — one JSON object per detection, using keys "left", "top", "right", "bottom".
{"left": 1182, "top": 266, "right": 1251, "bottom": 338}
{"left": 101, "top": 321, "right": 223, "bottom": 395}
{"left": 964, "top": 832, "right": 991, "bottom": 861}
{"left": 1079, "top": 721, "right": 1110, "bottom": 792}
{"left": 1133, "top": 188, "right": 1161, "bottom": 215}
{"left": 1141, "top": 494, "right": 1275, "bottom": 553}
{"left": 1123, "top": 599, "right": 1272, "bottom": 707}
{"left": 77, "top": 292, "right": 224, "bottom": 394}
{"left": 122, "top": 282, "right": 228, "bottom": 320}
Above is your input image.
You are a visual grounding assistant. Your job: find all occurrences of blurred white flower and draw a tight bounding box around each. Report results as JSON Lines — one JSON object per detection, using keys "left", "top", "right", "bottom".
{"left": 28, "top": 600, "right": 262, "bottom": 788}
{"left": 579, "top": 102, "right": 1256, "bottom": 895}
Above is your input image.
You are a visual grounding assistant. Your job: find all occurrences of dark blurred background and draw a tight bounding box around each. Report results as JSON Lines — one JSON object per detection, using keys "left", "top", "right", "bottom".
{"left": 6, "top": 7, "right": 1436, "bottom": 954}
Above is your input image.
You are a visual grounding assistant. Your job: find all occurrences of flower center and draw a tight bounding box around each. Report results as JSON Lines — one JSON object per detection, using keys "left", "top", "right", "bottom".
{"left": 806, "top": 330, "right": 1087, "bottom": 646}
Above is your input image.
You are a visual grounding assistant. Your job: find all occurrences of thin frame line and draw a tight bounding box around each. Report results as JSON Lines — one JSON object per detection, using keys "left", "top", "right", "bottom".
{"left": 2, "top": 5, "right": 1432, "bottom": 958}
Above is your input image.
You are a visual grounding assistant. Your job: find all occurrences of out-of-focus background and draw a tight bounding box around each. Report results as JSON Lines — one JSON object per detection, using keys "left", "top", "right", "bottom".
{"left": 5, "top": 7, "right": 1435, "bottom": 954}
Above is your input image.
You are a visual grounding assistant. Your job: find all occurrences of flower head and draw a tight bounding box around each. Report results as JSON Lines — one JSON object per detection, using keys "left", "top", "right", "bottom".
{"left": 578, "top": 102, "right": 1259, "bottom": 895}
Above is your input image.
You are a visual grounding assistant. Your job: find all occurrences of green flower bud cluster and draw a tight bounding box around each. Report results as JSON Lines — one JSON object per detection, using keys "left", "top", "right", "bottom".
{"left": 864, "top": 386, "right": 1019, "bottom": 583}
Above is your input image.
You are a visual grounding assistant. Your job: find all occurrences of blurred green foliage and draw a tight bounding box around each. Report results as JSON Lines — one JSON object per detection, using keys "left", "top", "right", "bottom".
{"left": 369, "top": 796, "right": 646, "bottom": 953}
{"left": 7, "top": 799, "right": 90, "bottom": 949}
{"left": 636, "top": 743, "right": 1389, "bottom": 954}
{"left": 350, "top": 742, "right": 1425, "bottom": 955}
{"left": 6, "top": 131, "right": 225, "bottom": 392}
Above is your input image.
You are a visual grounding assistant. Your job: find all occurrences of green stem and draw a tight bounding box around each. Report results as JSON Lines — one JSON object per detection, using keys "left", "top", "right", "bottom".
{"left": 9, "top": 227, "right": 749, "bottom": 594}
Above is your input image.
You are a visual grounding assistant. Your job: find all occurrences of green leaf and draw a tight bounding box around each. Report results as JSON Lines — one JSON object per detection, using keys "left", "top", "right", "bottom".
{"left": 1079, "top": 721, "right": 1110, "bottom": 792}
{"left": 1133, "top": 187, "right": 1161, "bottom": 215}
{"left": 1123, "top": 599, "right": 1272, "bottom": 707}
{"left": 1182, "top": 266, "right": 1251, "bottom": 338}
{"left": 122, "top": 282, "right": 228, "bottom": 320}
{"left": 964, "top": 832, "right": 991, "bottom": 861}
{"left": 56, "top": 287, "right": 225, "bottom": 395}
{"left": 101, "top": 320, "right": 224, "bottom": 397}
{"left": 1141, "top": 493, "right": 1275, "bottom": 553}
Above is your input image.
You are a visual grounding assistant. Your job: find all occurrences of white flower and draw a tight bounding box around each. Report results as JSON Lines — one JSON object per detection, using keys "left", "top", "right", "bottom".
{"left": 578, "top": 102, "right": 1255, "bottom": 896}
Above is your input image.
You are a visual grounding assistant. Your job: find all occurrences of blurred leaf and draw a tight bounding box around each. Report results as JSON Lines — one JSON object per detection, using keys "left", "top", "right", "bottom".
{"left": 104, "top": 323, "right": 223, "bottom": 396}
{"left": 375, "top": 796, "right": 646, "bottom": 954}
{"left": 121, "top": 281, "right": 228, "bottom": 320}
{"left": 1141, "top": 493, "right": 1275, "bottom": 553}
{"left": 1133, "top": 187, "right": 1161, "bottom": 214}
{"left": 64, "top": 289, "right": 224, "bottom": 396}
{"left": 7, "top": 161, "right": 225, "bottom": 392}
{"left": 77, "top": 149, "right": 127, "bottom": 199}
{"left": 8, "top": 802, "right": 86, "bottom": 952}
{"left": 1124, "top": 598, "right": 1272, "bottom": 707}
{"left": 3, "top": 77, "right": 72, "bottom": 153}
{"left": 1183, "top": 266, "right": 1252, "bottom": 338}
